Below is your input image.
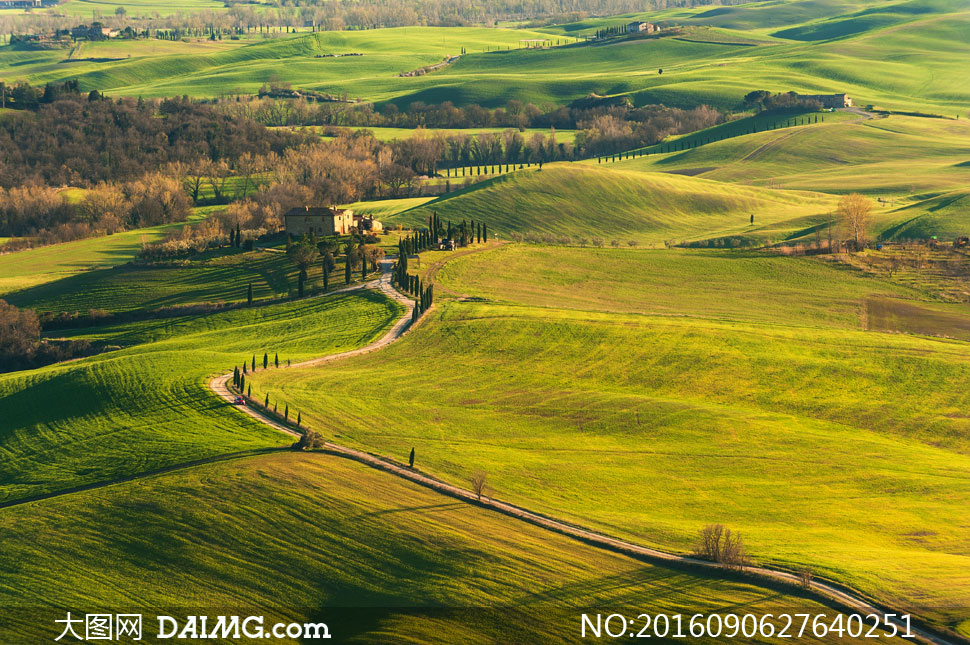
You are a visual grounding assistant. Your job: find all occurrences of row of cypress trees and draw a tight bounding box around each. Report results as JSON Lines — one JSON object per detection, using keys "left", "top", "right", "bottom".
{"left": 597, "top": 114, "right": 823, "bottom": 163}
{"left": 410, "top": 283, "right": 434, "bottom": 324}
{"left": 230, "top": 366, "right": 304, "bottom": 428}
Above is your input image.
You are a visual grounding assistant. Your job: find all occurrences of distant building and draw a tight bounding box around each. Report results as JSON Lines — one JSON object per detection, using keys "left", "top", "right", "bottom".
{"left": 284, "top": 207, "right": 354, "bottom": 236}
{"left": 353, "top": 214, "right": 383, "bottom": 233}
{"left": 0, "top": 0, "right": 42, "bottom": 7}
{"left": 627, "top": 21, "right": 656, "bottom": 34}
{"left": 798, "top": 93, "right": 853, "bottom": 108}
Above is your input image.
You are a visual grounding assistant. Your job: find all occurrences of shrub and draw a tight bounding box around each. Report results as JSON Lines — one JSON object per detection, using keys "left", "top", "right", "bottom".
{"left": 294, "top": 430, "right": 326, "bottom": 451}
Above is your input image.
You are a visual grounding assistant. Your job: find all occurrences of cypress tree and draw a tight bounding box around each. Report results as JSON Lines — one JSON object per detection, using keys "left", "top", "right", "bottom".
{"left": 247, "top": 282, "right": 253, "bottom": 305}
{"left": 229, "top": 228, "right": 235, "bottom": 247}
{"left": 345, "top": 254, "right": 352, "bottom": 284}
{"left": 252, "top": 355, "right": 256, "bottom": 371}
{"left": 263, "top": 353, "right": 268, "bottom": 369}
{"left": 240, "top": 373, "right": 245, "bottom": 392}
{"left": 411, "top": 305, "right": 419, "bottom": 323}
{"left": 242, "top": 362, "right": 247, "bottom": 374}
{"left": 483, "top": 223, "right": 488, "bottom": 242}
{"left": 273, "top": 353, "right": 278, "bottom": 368}
{"left": 297, "top": 411, "right": 301, "bottom": 425}
{"left": 409, "top": 447, "right": 415, "bottom": 468}
{"left": 233, "top": 367, "right": 239, "bottom": 387}
{"left": 265, "top": 393, "right": 270, "bottom": 407}
{"left": 247, "top": 384, "right": 251, "bottom": 398}
{"left": 235, "top": 223, "right": 241, "bottom": 248}
{"left": 284, "top": 404, "right": 289, "bottom": 420}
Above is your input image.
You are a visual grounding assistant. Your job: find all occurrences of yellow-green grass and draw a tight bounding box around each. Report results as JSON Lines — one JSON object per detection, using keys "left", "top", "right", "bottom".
{"left": 599, "top": 114, "right": 970, "bottom": 202}
{"left": 388, "top": 165, "right": 836, "bottom": 245}
{"left": 323, "top": 126, "right": 579, "bottom": 145}
{"left": 422, "top": 7, "right": 970, "bottom": 114}
{"left": 249, "top": 246, "right": 970, "bottom": 630}
{"left": 0, "top": 27, "right": 569, "bottom": 100}
{"left": 0, "top": 290, "right": 402, "bottom": 504}
{"left": 55, "top": 0, "right": 237, "bottom": 17}
{"left": 2, "top": 5, "right": 969, "bottom": 114}
{"left": 0, "top": 208, "right": 210, "bottom": 297}
{"left": 346, "top": 196, "right": 435, "bottom": 221}
{"left": 880, "top": 189, "right": 970, "bottom": 241}
{"left": 0, "top": 451, "right": 867, "bottom": 644}
{"left": 436, "top": 244, "right": 919, "bottom": 328}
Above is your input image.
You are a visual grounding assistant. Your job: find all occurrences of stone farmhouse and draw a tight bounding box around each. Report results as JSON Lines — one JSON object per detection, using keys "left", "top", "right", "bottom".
{"left": 627, "top": 21, "right": 656, "bottom": 34}
{"left": 284, "top": 207, "right": 355, "bottom": 236}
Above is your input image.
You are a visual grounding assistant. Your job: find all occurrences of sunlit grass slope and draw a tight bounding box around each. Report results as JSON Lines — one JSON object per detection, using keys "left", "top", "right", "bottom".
{"left": 390, "top": 165, "right": 835, "bottom": 245}
{"left": 0, "top": 452, "right": 864, "bottom": 644}
{"left": 0, "top": 27, "right": 568, "bottom": 100}
{"left": 0, "top": 290, "right": 402, "bottom": 504}
{"left": 5, "top": 248, "right": 307, "bottom": 315}
{"left": 436, "top": 244, "right": 917, "bottom": 327}
{"left": 249, "top": 245, "right": 970, "bottom": 631}
{"left": 0, "top": 209, "right": 210, "bottom": 297}
{"left": 2, "top": 3, "right": 969, "bottom": 112}
{"left": 601, "top": 114, "right": 970, "bottom": 199}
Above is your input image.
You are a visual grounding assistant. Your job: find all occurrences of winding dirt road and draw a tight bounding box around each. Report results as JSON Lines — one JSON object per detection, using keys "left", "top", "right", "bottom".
{"left": 208, "top": 253, "right": 959, "bottom": 645}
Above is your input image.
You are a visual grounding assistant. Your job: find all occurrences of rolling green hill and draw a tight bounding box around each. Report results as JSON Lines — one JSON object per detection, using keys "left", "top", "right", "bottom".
{"left": 0, "top": 451, "right": 862, "bottom": 644}
{"left": 1, "top": 2, "right": 969, "bottom": 113}
{"left": 0, "top": 290, "right": 402, "bottom": 504}
{"left": 389, "top": 165, "right": 835, "bottom": 245}
{"left": 248, "top": 244, "right": 970, "bottom": 632}
{"left": 601, "top": 113, "right": 970, "bottom": 194}
{"left": 880, "top": 189, "right": 970, "bottom": 241}
{"left": 0, "top": 207, "right": 211, "bottom": 297}
{"left": 5, "top": 249, "right": 307, "bottom": 315}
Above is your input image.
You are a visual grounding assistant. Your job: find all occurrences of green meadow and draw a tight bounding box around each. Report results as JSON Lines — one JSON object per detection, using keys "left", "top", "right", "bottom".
{"left": 0, "top": 207, "right": 210, "bottom": 297}
{"left": 309, "top": 125, "right": 579, "bottom": 145}
{"left": 388, "top": 165, "right": 836, "bottom": 245}
{"left": 249, "top": 245, "right": 970, "bottom": 632}
{"left": 0, "top": 27, "right": 571, "bottom": 100}
{"left": 42, "top": 0, "right": 231, "bottom": 18}
{"left": 1, "top": 2, "right": 969, "bottom": 113}
{"left": 0, "top": 290, "right": 402, "bottom": 504}
{"left": 600, "top": 114, "right": 970, "bottom": 199}
{"left": 0, "top": 451, "right": 870, "bottom": 644}
{"left": 5, "top": 248, "right": 309, "bottom": 315}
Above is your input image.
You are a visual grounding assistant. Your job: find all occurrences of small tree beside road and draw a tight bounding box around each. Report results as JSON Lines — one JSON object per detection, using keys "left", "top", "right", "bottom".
{"left": 470, "top": 471, "right": 490, "bottom": 501}
{"left": 695, "top": 523, "right": 747, "bottom": 571}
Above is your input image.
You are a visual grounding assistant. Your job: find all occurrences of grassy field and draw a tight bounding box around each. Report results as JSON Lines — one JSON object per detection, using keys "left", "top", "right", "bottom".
{"left": 0, "top": 27, "right": 573, "bottom": 100}
{"left": 5, "top": 248, "right": 307, "bottom": 314}
{"left": 385, "top": 164, "right": 836, "bottom": 245}
{"left": 598, "top": 114, "right": 970, "bottom": 199}
{"left": 1, "top": 3, "right": 969, "bottom": 113}
{"left": 248, "top": 244, "right": 970, "bottom": 632}
{"left": 0, "top": 451, "right": 875, "bottom": 643}
{"left": 0, "top": 208, "right": 210, "bottom": 297}
{"left": 0, "top": 289, "right": 402, "bottom": 504}
{"left": 308, "top": 125, "right": 579, "bottom": 145}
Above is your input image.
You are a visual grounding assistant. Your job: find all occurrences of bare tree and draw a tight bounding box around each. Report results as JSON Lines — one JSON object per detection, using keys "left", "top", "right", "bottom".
{"left": 470, "top": 471, "right": 489, "bottom": 501}
{"left": 695, "top": 524, "right": 747, "bottom": 571}
{"left": 887, "top": 254, "right": 902, "bottom": 278}
{"left": 799, "top": 569, "right": 814, "bottom": 590}
{"left": 837, "top": 193, "right": 872, "bottom": 249}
